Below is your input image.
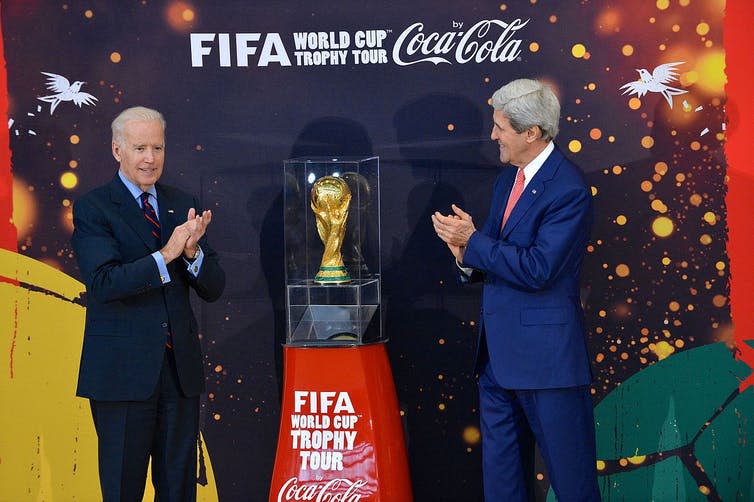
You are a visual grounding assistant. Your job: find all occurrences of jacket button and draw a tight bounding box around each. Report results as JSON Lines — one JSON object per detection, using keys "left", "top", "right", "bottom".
{"left": 161, "top": 322, "right": 168, "bottom": 328}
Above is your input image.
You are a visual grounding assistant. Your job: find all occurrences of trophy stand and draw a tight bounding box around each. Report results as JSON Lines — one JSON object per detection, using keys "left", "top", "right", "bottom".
{"left": 269, "top": 157, "right": 412, "bottom": 502}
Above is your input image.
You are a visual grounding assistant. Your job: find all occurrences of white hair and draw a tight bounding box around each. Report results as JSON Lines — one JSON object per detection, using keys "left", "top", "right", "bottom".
{"left": 111, "top": 106, "right": 166, "bottom": 145}
{"left": 491, "top": 79, "right": 560, "bottom": 141}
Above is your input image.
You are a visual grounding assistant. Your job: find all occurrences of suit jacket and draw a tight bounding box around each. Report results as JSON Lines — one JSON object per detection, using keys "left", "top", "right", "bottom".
{"left": 72, "top": 174, "right": 225, "bottom": 400}
{"left": 462, "top": 145, "right": 593, "bottom": 389}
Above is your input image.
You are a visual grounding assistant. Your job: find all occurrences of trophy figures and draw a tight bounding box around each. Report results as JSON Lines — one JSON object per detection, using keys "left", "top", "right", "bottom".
{"left": 311, "top": 176, "right": 352, "bottom": 284}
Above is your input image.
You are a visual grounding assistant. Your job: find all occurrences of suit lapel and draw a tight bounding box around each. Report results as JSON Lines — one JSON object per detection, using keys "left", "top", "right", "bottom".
{"left": 156, "top": 185, "right": 179, "bottom": 247}
{"left": 500, "top": 146, "right": 563, "bottom": 239}
{"left": 109, "top": 176, "right": 158, "bottom": 251}
{"left": 491, "top": 168, "right": 516, "bottom": 238}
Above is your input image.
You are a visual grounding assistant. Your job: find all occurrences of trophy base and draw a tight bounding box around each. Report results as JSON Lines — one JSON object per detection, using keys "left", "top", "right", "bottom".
{"left": 314, "top": 265, "right": 351, "bottom": 284}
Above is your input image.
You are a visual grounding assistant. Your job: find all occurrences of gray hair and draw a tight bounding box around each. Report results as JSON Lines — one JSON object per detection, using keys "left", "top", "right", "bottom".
{"left": 111, "top": 106, "right": 166, "bottom": 145}
{"left": 490, "top": 79, "right": 560, "bottom": 141}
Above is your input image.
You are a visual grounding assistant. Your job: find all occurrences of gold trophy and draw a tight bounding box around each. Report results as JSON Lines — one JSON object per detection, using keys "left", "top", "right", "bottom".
{"left": 311, "top": 176, "right": 352, "bottom": 284}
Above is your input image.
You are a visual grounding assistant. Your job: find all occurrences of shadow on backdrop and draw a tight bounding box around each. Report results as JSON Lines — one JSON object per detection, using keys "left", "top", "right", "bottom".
{"left": 385, "top": 93, "right": 499, "bottom": 502}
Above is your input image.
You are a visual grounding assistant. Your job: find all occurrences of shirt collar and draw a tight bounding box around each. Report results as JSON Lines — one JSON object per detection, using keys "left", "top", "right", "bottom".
{"left": 521, "top": 141, "right": 554, "bottom": 188}
{"left": 118, "top": 170, "right": 157, "bottom": 202}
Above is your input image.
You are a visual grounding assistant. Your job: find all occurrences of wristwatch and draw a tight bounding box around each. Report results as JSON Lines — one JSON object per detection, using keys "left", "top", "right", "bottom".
{"left": 188, "top": 245, "right": 201, "bottom": 261}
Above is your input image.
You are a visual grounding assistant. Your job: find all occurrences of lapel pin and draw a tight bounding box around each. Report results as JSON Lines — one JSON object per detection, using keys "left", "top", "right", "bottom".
{"left": 532, "top": 189, "right": 537, "bottom": 194}
{"left": 167, "top": 209, "right": 175, "bottom": 214}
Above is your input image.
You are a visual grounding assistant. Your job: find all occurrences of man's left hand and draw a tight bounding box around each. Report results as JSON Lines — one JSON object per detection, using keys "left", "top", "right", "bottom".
{"left": 184, "top": 208, "right": 213, "bottom": 259}
{"left": 432, "top": 204, "right": 476, "bottom": 247}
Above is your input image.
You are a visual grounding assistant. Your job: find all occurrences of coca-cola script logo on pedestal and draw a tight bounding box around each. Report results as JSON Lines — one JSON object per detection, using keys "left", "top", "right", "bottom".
{"left": 277, "top": 477, "right": 369, "bottom": 502}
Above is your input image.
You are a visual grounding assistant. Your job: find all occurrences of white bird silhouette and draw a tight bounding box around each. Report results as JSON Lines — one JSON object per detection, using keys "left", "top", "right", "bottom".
{"left": 619, "top": 62, "right": 688, "bottom": 109}
{"left": 37, "top": 72, "right": 98, "bottom": 115}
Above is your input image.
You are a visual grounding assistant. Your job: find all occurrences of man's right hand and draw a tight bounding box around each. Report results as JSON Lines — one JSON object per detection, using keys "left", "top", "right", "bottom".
{"left": 160, "top": 223, "right": 191, "bottom": 263}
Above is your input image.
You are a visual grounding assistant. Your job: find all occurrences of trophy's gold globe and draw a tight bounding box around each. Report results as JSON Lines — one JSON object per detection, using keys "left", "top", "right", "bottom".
{"left": 311, "top": 176, "right": 352, "bottom": 284}
{"left": 311, "top": 176, "right": 348, "bottom": 207}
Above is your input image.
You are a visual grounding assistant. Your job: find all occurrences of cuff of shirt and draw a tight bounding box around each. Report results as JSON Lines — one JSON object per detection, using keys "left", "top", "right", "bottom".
{"left": 456, "top": 259, "right": 473, "bottom": 277}
{"left": 151, "top": 251, "right": 171, "bottom": 284}
{"left": 183, "top": 246, "right": 204, "bottom": 277}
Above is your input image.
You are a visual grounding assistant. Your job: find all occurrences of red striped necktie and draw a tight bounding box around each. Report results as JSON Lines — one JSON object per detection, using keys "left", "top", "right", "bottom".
{"left": 140, "top": 192, "right": 161, "bottom": 248}
{"left": 140, "top": 192, "right": 172, "bottom": 349}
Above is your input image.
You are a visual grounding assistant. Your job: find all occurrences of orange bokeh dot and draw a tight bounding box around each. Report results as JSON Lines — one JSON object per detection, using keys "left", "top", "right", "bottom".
{"left": 110, "top": 52, "right": 122, "bottom": 63}
{"left": 69, "top": 135, "right": 80, "bottom": 144}
{"left": 462, "top": 426, "right": 481, "bottom": 444}
{"left": 166, "top": 1, "right": 197, "bottom": 31}
{"left": 629, "top": 97, "right": 641, "bottom": 110}
{"left": 590, "top": 128, "right": 602, "bottom": 140}
{"left": 641, "top": 136, "right": 655, "bottom": 149}
{"left": 447, "top": 123, "right": 455, "bottom": 132}
{"left": 595, "top": 9, "right": 620, "bottom": 34}
{"left": 712, "top": 295, "right": 727, "bottom": 307}
{"left": 529, "top": 42, "right": 540, "bottom": 52}
{"left": 60, "top": 172, "right": 78, "bottom": 189}
{"left": 622, "top": 45, "right": 634, "bottom": 56}
{"left": 652, "top": 216, "right": 674, "bottom": 237}
{"left": 641, "top": 180, "right": 653, "bottom": 192}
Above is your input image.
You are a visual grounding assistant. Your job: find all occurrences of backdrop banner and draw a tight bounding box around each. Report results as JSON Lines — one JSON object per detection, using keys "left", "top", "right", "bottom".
{"left": 1, "top": 1, "right": 752, "bottom": 501}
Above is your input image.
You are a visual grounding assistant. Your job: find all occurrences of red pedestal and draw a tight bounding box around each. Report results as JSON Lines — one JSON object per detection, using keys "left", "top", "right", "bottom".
{"left": 269, "top": 344, "right": 412, "bottom": 502}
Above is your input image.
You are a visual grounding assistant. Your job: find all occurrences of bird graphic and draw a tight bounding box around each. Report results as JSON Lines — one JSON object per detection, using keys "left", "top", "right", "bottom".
{"left": 37, "top": 72, "right": 98, "bottom": 115}
{"left": 619, "top": 62, "right": 688, "bottom": 109}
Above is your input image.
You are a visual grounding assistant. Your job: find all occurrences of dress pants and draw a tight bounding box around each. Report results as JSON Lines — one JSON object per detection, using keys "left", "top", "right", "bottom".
{"left": 90, "top": 349, "right": 200, "bottom": 502}
{"left": 479, "top": 362, "right": 601, "bottom": 502}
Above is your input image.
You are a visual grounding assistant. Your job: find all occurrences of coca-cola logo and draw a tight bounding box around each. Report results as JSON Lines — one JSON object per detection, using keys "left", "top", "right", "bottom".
{"left": 277, "top": 477, "right": 369, "bottom": 502}
{"left": 392, "top": 18, "right": 530, "bottom": 66}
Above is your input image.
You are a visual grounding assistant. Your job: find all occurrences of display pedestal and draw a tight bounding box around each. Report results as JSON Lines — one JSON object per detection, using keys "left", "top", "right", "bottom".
{"left": 269, "top": 344, "right": 412, "bottom": 501}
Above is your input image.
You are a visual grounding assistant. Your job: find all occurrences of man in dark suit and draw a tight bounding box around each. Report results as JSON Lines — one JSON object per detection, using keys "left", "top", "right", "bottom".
{"left": 72, "top": 106, "right": 225, "bottom": 501}
{"left": 432, "top": 79, "right": 600, "bottom": 501}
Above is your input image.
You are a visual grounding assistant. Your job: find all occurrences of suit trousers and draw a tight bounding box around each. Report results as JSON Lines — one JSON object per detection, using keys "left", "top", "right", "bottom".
{"left": 90, "top": 349, "right": 199, "bottom": 502}
{"left": 479, "top": 362, "right": 601, "bottom": 502}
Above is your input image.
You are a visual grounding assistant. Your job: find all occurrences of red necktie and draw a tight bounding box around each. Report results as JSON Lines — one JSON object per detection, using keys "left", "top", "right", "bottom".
{"left": 140, "top": 192, "right": 161, "bottom": 247}
{"left": 140, "top": 192, "right": 172, "bottom": 348}
{"left": 501, "top": 168, "right": 525, "bottom": 229}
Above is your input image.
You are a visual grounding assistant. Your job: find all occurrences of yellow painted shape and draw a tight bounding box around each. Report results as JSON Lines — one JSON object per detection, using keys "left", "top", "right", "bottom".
{"left": 0, "top": 249, "right": 218, "bottom": 501}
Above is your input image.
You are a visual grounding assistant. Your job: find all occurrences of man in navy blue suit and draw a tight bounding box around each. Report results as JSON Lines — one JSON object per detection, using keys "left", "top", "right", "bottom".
{"left": 72, "top": 106, "right": 225, "bottom": 501}
{"left": 432, "top": 79, "right": 600, "bottom": 501}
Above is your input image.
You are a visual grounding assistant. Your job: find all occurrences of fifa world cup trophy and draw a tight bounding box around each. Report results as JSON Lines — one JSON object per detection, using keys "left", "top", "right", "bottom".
{"left": 311, "top": 176, "right": 352, "bottom": 284}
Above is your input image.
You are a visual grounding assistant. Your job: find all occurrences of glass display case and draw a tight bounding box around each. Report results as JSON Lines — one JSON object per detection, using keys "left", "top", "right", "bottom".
{"left": 283, "top": 156, "right": 382, "bottom": 345}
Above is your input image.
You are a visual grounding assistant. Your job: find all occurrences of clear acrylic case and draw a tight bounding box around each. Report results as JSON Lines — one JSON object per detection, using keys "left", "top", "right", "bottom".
{"left": 283, "top": 156, "right": 382, "bottom": 346}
